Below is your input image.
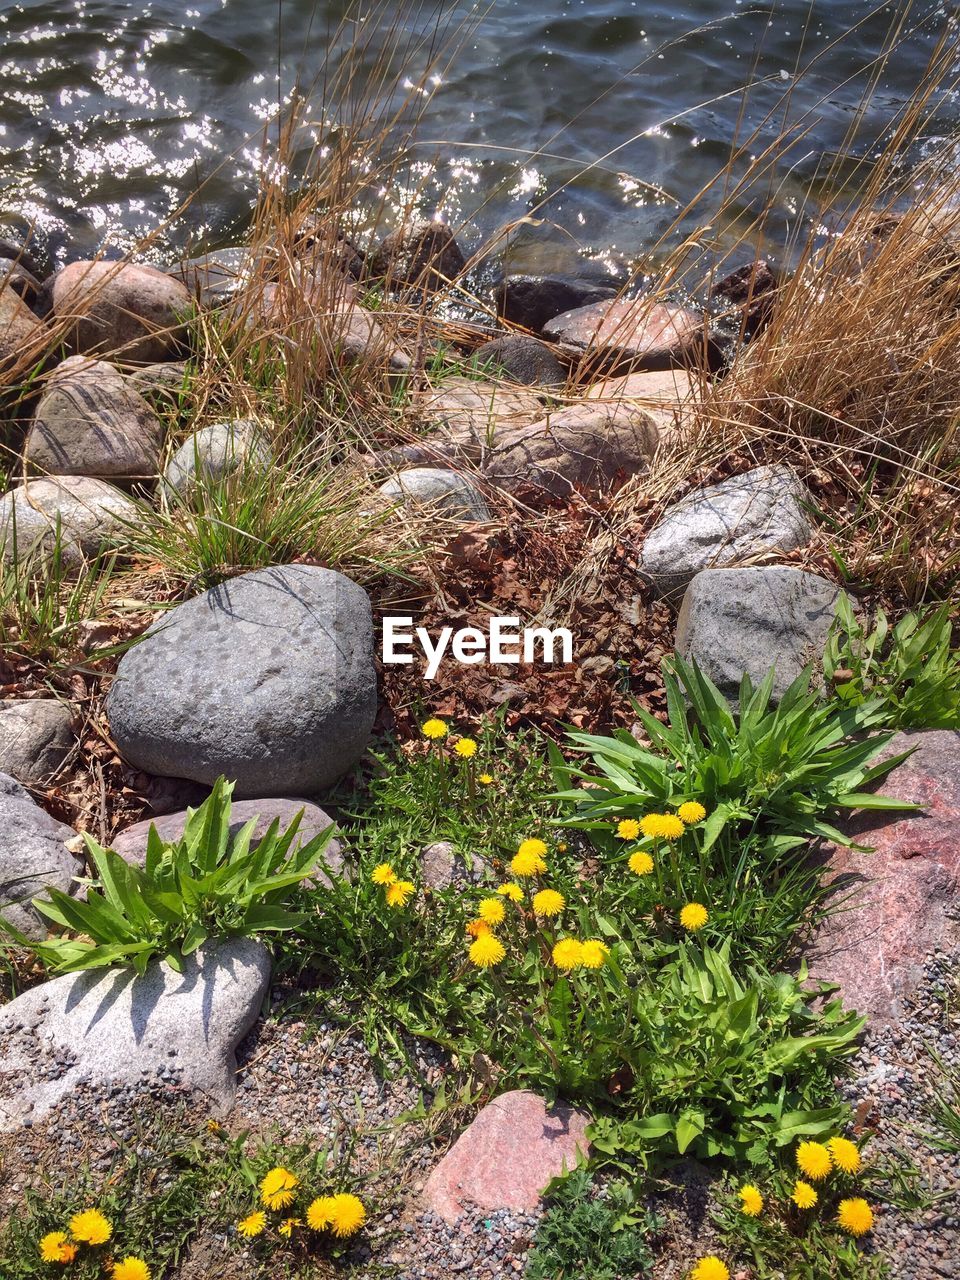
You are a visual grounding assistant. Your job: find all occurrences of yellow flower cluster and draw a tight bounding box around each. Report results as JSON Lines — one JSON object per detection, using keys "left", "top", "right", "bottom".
{"left": 618, "top": 801, "right": 707, "bottom": 846}
{"left": 421, "top": 718, "right": 448, "bottom": 740}
{"left": 737, "top": 1137, "right": 871, "bottom": 1241}
{"left": 39, "top": 1210, "right": 148, "bottom": 1277}
{"left": 551, "top": 938, "right": 609, "bottom": 971}
{"left": 237, "top": 1168, "right": 367, "bottom": 1243}
{"left": 454, "top": 737, "right": 478, "bottom": 758}
{"left": 511, "top": 838, "right": 548, "bottom": 877}
{"left": 369, "top": 863, "right": 416, "bottom": 910}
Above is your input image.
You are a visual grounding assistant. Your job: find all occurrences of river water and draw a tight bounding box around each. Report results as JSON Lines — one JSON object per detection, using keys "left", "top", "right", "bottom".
{"left": 0, "top": 0, "right": 956, "bottom": 273}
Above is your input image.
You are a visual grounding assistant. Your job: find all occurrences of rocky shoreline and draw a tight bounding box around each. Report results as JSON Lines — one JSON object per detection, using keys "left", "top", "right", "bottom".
{"left": 0, "top": 199, "right": 958, "bottom": 1280}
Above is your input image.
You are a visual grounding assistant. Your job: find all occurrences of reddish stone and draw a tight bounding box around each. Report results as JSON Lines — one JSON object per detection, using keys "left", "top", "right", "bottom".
{"left": 543, "top": 297, "right": 706, "bottom": 373}
{"left": 48, "top": 260, "right": 190, "bottom": 362}
{"left": 422, "top": 1089, "right": 590, "bottom": 1224}
{"left": 807, "top": 730, "right": 960, "bottom": 1026}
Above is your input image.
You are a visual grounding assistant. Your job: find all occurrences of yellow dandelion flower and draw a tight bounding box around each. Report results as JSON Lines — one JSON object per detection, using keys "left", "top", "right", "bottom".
{"left": 466, "top": 918, "right": 491, "bottom": 938}
{"left": 478, "top": 773, "right": 494, "bottom": 785}
{"left": 39, "top": 1233, "right": 73, "bottom": 1264}
{"left": 640, "top": 813, "right": 686, "bottom": 840}
{"left": 738, "top": 1184, "right": 763, "bottom": 1217}
{"left": 327, "top": 1193, "right": 366, "bottom": 1238}
{"left": 237, "top": 1210, "right": 267, "bottom": 1238}
{"left": 477, "top": 897, "right": 506, "bottom": 925}
{"left": 111, "top": 1259, "right": 151, "bottom": 1280}
{"left": 278, "top": 1218, "right": 302, "bottom": 1239}
{"left": 69, "top": 1209, "right": 112, "bottom": 1245}
{"left": 371, "top": 862, "right": 396, "bottom": 885}
{"left": 496, "top": 882, "right": 523, "bottom": 901}
{"left": 628, "top": 850, "right": 654, "bottom": 877}
{"left": 455, "top": 738, "right": 478, "bottom": 758}
{"left": 827, "top": 1136, "right": 861, "bottom": 1174}
{"left": 306, "top": 1196, "right": 336, "bottom": 1230}
{"left": 617, "top": 818, "right": 641, "bottom": 840}
{"left": 580, "top": 939, "right": 610, "bottom": 969}
{"left": 385, "top": 879, "right": 415, "bottom": 908}
{"left": 260, "top": 1166, "right": 299, "bottom": 1211}
{"left": 552, "top": 938, "right": 585, "bottom": 971}
{"left": 469, "top": 933, "right": 506, "bottom": 968}
{"left": 791, "top": 1180, "right": 818, "bottom": 1210}
{"left": 796, "top": 1140, "right": 833, "bottom": 1181}
{"left": 422, "top": 718, "right": 448, "bottom": 739}
{"left": 679, "top": 902, "right": 708, "bottom": 931}
{"left": 511, "top": 839, "right": 547, "bottom": 876}
{"left": 837, "top": 1198, "right": 873, "bottom": 1237}
{"left": 677, "top": 801, "right": 707, "bottom": 825}
{"left": 690, "top": 1258, "right": 730, "bottom": 1280}
{"left": 532, "top": 889, "right": 565, "bottom": 918}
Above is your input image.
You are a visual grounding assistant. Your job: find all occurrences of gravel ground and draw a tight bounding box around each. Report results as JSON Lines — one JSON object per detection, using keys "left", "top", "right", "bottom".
{"left": 836, "top": 941, "right": 960, "bottom": 1280}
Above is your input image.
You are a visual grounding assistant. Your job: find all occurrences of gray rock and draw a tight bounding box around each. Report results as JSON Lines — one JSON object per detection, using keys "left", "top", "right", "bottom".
{"left": 421, "top": 841, "right": 484, "bottom": 890}
{"left": 484, "top": 402, "right": 659, "bottom": 499}
{"left": 378, "top": 468, "right": 492, "bottom": 522}
{"left": 129, "top": 361, "right": 189, "bottom": 402}
{"left": 641, "top": 465, "right": 812, "bottom": 596}
{"left": 413, "top": 379, "right": 545, "bottom": 461}
{"left": 106, "top": 565, "right": 377, "bottom": 797}
{"left": 494, "top": 275, "right": 619, "bottom": 333}
{"left": 0, "top": 702, "right": 74, "bottom": 787}
{"left": 169, "top": 248, "right": 251, "bottom": 309}
{"left": 0, "top": 476, "right": 140, "bottom": 567}
{"left": 370, "top": 220, "right": 465, "bottom": 286}
{"left": 25, "top": 357, "right": 163, "bottom": 480}
{"left": 0, "top": 283, "right": 45, "bottom": 373}
{"left": 163, "top": 419, "right": 272, "bottom": 497}
{"left": 0, "top": 772, "right": 81, "bottom": 940}
{"left": 0, "top": 938, "right": 270, "bottom": 1130}
{"left": 675, "top": 567, "right": 842, "bottom": 703}
{"left": 110, "top": 797, "right": 346, "bottom": 886}
{"left": 44, "top": 260, "right": 190, "bottom": 362}
{"left": 472, "top": 336, "right": 567, "bottom": 387}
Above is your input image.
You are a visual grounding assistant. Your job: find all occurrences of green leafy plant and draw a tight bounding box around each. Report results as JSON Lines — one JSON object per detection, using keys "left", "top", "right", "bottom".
{"left": 583, "top": 943, "right": 863, "bottom": 1167}
{"left": 4, "top": 778, "right": 336, "bottom": 975}
{"left": 526, "top": 1168, "right": 656, "bottom": 1280}
{"left": 825, "top": 596, "right": 960, "bottom": 729}
{"left": 552, "top": 655, "right": 916, "bottom": 851}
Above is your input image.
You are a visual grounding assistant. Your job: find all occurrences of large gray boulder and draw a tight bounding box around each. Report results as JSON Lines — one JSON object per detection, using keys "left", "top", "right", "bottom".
{"left": 0, "top": 938, "right": 270, "bottom": 1130}
{"left": 0, "top": 701, "right": 74, "bottom": 787}
{"left": 162, "top": 419, "right": 272, "bottom": 498}
{"left": 25, "top": 357, "right": 163, "bottom": 480}
{"left": 413, "top": 378, "right": 545, "bottom": 461}
{"left": 0, "top": 772, "right": 81, "bottom": 940}
{"left": 641, "top": 465, "right": 812, "bottom": 596}
{"left": 106, "top": 565, "right": 377, "bottom": 797}
{"left": 675, "top": 567, "right": 842, "bottom": 703}
{"left": 110, "top": 797, "right": 346, "bottom": 885}
{"left": 44, "top": 260, "right": 190, "bottom": 362}
{"left": 378, "top": 468, "right": 492, "bottom": 522}
{"left": 0, "top": 476, "right": 140, "bottom": 566}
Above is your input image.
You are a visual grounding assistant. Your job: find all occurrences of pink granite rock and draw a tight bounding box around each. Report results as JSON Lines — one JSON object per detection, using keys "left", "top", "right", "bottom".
{"left": 47, "top": 260, "right": 190, "bottom": 362}
{"left": 422, "top": 1089, "right": 590, "bottom": 1224}
{"left": 543, "top": 297, "right": 706, "bottom": 373}
{"left": 807, "top": 730, "right": 960, "bottom": 1027}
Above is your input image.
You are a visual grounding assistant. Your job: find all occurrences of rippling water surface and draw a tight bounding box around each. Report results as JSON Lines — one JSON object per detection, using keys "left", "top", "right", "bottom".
{"left": 0, "top": 0, "right": 956, "bottom": 271}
